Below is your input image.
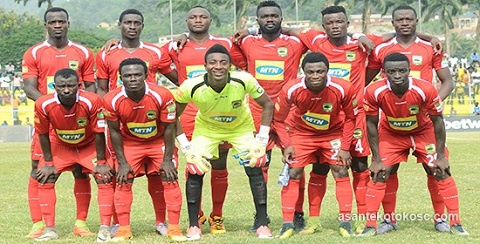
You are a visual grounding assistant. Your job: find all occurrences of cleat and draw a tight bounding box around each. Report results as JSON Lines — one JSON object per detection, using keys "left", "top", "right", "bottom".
{"left": 73, "top": 220, "right": 95, "bottom": 237}
{"left": 155, "top": 222, "right": 168, "bottom": 236}
{"left": 376, "top": 219, "right": 398, "bottom": 235}
{"left": 299, "top": 217, "right": 321, "bottom": 235}
{"left": 110, "top": 224, "right": 120, "bottom": 238}
{"left": 354, "top": 221, "right": 366, "bottom": 235}
{"left": 434, "top": 219, "right": 450, "bottom": 232}
{"left": 25, "top": 222, "right": 45, "bottom": 239}
{"left": 167, "top": 224, "right": 187, "bottom": 242}
{"left": 34, "top": 228, "right": 59, "bottom": 242}
{"left": 357, "top": 226, "right": 376, "bottom": 237}
{"left": 256, "top": 225, "right": 273, "bottom": 239}
{"left": 111, "top": 225, "right": 132, "bottom": 242}
{"left": 293, "top": 211, "right": 306, "bottom": 232}
{"left": 338, "top": 221, "right": 354, "bottom": 237}
{"left": 450, "top": 224, "right": 469, "bottom": 236}
{"left": 96, "top": 226, "right": 111, "bottom": 243}
{"left": 186, "top": 226, "right": 202, "bottom": 241}
{"left": 198, "top": 212, "right": 207, "bottom": 227}
{"left": 208, "top": 215, "right": 226, "bottom": 234}
{"left": 249, "top": 213, "right": 271, "bottom": 233}
{"left": 276, "top": 223, "right": 294, "bottom": 239}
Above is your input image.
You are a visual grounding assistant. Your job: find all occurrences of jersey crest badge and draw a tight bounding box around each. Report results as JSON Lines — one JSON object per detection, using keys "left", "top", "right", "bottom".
{"left": 69, "top": 60, "right": 79, "bottom": 70}
{"left": 412, "top": 55, "right": 423, "bottom": 65}
{"left": 167, "top": 104, "right": 176, "bottom": 113}
{"left": 146, "top": 110, "right": 157, "bottom": 119}
{"left": 278, "top": 47, "right": 288, "bottom": 57}
{"left": 425, "top": 144, "right": 436, "bottom": 155}
{"left": 346, "top": 51, "right": 356, "bottom": 61}
{"left": 231, "top": 100, "right": 242, "bottom": 108}
{"left": 409, "top": 105, "right": 419, "bottom": 115}
{"left": 329, "top": 139, "right": 341, "bottom": 150}
{"left": 77, "top": 117, "right": 87, "bottom": 127}
{"left": 323, "top": 102, "right": 333, "bottom": 112}
{"left": 353, "top": 128, "right": 362, "bottom": 139}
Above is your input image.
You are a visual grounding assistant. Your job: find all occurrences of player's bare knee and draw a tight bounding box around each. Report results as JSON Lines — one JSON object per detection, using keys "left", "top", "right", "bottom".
{"left": 289, "top": 167, "right": 303, "bottom": 180}
{"left": 31, "top": 160, "right": 39, "bottom": 170}
{"left": 330, "top": 164, "right": 349, "bottom": 178}
{"left": 72, "top": 164, "right": 88, "bottom": 179}
{"left": 351, "top": 156, "right": 369, "bottom": 172}
{"left": 422, "top": 163, "right": 435, "bottom": 175}
{"left": 312, "top": 163, "right": 330, "bottom": 175}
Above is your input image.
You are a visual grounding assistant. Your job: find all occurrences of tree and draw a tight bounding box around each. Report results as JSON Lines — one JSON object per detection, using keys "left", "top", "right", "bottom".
{"left": 14, "top": 0, "right": 53, "bottom": 9}
{"left": 421, "top": 0, "right": 463, "bottom": 55}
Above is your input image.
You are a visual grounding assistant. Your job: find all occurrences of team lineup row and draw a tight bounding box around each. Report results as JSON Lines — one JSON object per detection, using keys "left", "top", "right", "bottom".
{"left": 22, "top": 0, "right": 468, "bottom": 242}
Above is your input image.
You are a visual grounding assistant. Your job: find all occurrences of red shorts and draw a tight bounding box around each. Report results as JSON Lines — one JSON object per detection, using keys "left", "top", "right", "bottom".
{"left": 289, "top": 133, "right": 344, "bottom": 168}
{"left": 122, "top": 139, "right": 179, "bottom": 177}
{"left": 349, "top": 112, "right": 371, "bottom": 158}
{"left": 378, "top": 127, "right": 449, "bottom": 167}
{"left": 37, "top": 142, "right": 99, "bottom": 174}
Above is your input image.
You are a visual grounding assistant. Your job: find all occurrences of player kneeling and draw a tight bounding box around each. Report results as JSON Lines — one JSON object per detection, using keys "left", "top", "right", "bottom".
{"left": 33, "top": 69, "right": 115, "bottom": 241}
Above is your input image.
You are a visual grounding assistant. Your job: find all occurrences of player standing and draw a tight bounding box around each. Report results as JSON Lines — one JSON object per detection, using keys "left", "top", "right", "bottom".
{"left": 33, "top": 69, "right": 111, "bottom": 241}
{"left": 102, "top": 58, "right": 186, "bottom": 242}
{"left": 366, "top": 5, "right": 454, "bottom": 233}
{"left": 358, "top": 52, "right": 468, "bottom": 237}
{"left": 22, "top": 7, "right": 96, "bottom": 238}
{"left": 275, "top": 52, "right": 358, "bottom": 238}
{"left": 173, "top": 44, "right": 274, "bottom": 240}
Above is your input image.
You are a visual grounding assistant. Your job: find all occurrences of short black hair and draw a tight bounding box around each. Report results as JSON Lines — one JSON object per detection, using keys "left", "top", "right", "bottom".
{"left": 383, "top": 52, "right": 410, "bottom": 66}
{"left": 392, "top": 5, "right": 417, "bottom": 19}
{"left": 204, "top": 44, "right": 231, "bottom": 63}
{"left": 257, "top": 0, "right": 282, "bottom": 16}
{"left": 302, "top": 52, "right": 329, "bottom": 70}
{"left": 44, "top": 7, "right": 69, "bottom": 22}
{"left": 119, "top": 9, "right": 144, "bottom": 23}
{"left": 54, "top": 68, "right": 78, "bottom": 82}
{"left": 119, "top": 58, "right": 148, "bottom": 75}
{"left": 321, "top": 5, "right": 347, "bottom": 19}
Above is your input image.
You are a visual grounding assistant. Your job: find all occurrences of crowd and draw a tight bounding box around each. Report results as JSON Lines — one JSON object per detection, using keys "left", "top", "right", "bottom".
{"left": 17, "top": 1, "right": 471, "bottom": 243}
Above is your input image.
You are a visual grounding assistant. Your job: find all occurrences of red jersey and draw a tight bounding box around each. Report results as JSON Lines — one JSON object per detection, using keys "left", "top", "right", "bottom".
{"left": 240, "top": 34, "right": 308, "bottom": 101}
{"left": 364, "top": 77, "right": 443, "bottom": 135}
{"left": 163, "top": 35, "right": 247, "bottom": 84}
{"left": 34, "top": 90, "right": 104, "bottom": 147}
{"left": 96, "top": 41, "right": 174, "bottom": 91}
{"left": 298, "top": 29, "right": 383, "bottom": 101}
{"left": 22, "top": 40, "right": 95, "bottom": 95}
{"left": 368, "top": 37, "right": 449, "bottom": 83}
{"left": 275, "top": 76, "right": 358, "bottom": 150}
{"left": 103, "top": 82, "right": 176, "bottom": 142}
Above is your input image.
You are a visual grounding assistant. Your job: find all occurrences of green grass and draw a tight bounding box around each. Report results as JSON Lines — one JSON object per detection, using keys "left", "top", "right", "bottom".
{"left": 0, "top": 132, "right": 479, "bottom": 243}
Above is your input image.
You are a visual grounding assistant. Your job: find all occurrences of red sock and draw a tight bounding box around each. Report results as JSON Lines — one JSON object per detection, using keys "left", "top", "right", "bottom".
{"left": 437, "top": 177, "right": 461, "bottom": 225}
{"left": 97, "top": 184, "right": 114, "bottom": 226}
{"left": 262, "top": 166, "right": 269, "bottom": 183}
{"left": 382, "top": 174, "right": 398, "bottom": 223}
{"left": 335, "top": 177, "right": 353, "bottom": 221}
{"left": 111, "top": 177, "right": 119, "bottom": 225}
{"left": 308, "top": 172, "right": 327, "bottom": 217}
{"left": 365, "top": 181, "right": 386, "bottom": 228}
{"left": 28, "top": 177, "right": 42, "bottom": 223}
{"left": 147, "top": 176, "right": 166, "bottom": 224}
{"left": 74, "top": 177, "right": 91, "bottom": 221}
{"left": 114, "top": 183, "right": 133, "bottom": 226}
{"left": 38, "top": 183, "right": 56, "bottom": 227}
{"left": 295, "top": 172, "right": 305, "bottom": 213}
{"left": 427, "top": 175, "right": 445, "bottom": 220}
{"left": 211, "top": 169, "right": 228, "bottom": 217}
{"left": 162, "top": 181, "right": 182, "bottom": 225}
{"left": 352, "top": 170, "right": 370, "bottom": 216}
{"left": 281, "top": 179, "right": 300, "bottom": 222}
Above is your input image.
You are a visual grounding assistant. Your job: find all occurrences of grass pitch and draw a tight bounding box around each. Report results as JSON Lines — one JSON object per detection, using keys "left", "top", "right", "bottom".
{"left": 0, "top": 132, "right": 479, "bottom": 243}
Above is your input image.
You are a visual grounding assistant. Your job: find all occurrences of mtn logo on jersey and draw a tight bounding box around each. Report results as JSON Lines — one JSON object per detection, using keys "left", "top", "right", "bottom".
{"left": 254, "top": 60, "right": 284, "bottom": 81}
{"left": 301, "top": 111, "right": 330, "bottom": 130}
{"left": 127, "top": 120, "right": 157, "bottom": 139}
{"left": 387, "top": 115, "right": 418, "bottom": 131}
{"left": 328, "top": 63, "right": 351, "bottom": 81}
{"left": 186, "top": 65, "right": 207, "bottom": 78}
{"left": 56, "top": 128, "right": 86, "bottom": 144}
{"left": 209, "top": 116, "right": 237, "bottom": 123}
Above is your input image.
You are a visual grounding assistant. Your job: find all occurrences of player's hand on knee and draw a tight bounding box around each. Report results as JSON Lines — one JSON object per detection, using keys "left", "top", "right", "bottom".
{"left": 116, "top": 162, "right": 134, "bottom": 185}
{"left": 160, "top": 160, "right": 178, "bottom": 182}
{"left": 94, "top": 162, "right": 113, "bottom": 184}
{"left": 433, "top": 157, "right": 451, "bottom": 180}
{"left": 369, "top": 158, "right": 386, "bottom": 183}
{"left": 337, "top": 149, "right": 352, "bottom": 170}
{"left": 186, "top": 157, "right": 211, "bottom": 175}
{"left": 36, "top": 160, "right": 58, "bottom": 185}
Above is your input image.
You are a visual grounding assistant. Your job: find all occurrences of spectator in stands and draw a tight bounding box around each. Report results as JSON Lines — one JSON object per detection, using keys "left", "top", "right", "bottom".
{"left": 472, "top": 63, "right": 480, "bottom": 95}
{"left": 455, "top": 80, "right": 466, "bottom": 104}
{"left": 450, "top": 107, "right": 457, "bottom": 116}
{"left": 471, "top": 52, "right": 479, "bottom": 65}
{"left": 12, "top": 74, "right": 23, "bottom": 95}
{"left": 5, "top": 63, "right": 15, "bottom": 76}
{"left": 13, "top": 117, "right": 22, "bottom": 125}
{"left": 25, "top": 117, "right": 32, "bottom": 126}
{"left": 18, "top": 90, "right": 28, "bottom": 105}
{"left": 1, "top": 120, "right": 8, "bottom": 126}
{"left": 461, "top": 56, "right": 468, "bottom": 68}
{"left": 473, "top": 102, "right": 480, "bottom": 115}
{"left": 0, "top": 73, "right": 11, "bottom": 95}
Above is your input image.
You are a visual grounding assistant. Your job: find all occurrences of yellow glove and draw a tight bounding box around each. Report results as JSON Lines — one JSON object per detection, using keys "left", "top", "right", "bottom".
{"left": 177, "top": 133, "right": 211, "bottom": 175}
{"left": 244, "top": 126, "right": 269, "bottom": 168}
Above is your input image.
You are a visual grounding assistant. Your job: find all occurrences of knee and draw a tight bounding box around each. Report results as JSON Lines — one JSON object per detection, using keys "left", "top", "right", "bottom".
{"left": 72, "top": 164, "right": 88, "bottom": 179}
{"left": 312, "top": 163, "right": 330, "bottom": 175}
{"left": 289, "top": 167, "right": 303, "bottom": 180}
{"left": 351, "top": 157, "right": 369, "bottom": 172}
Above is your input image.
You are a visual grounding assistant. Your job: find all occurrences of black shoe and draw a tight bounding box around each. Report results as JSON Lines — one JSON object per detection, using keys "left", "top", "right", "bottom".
{"left": 249, "top": 213, "right": 271, "bottom": 233}
{"left": 293, "top": 211, "right": 306, "bottom": 232}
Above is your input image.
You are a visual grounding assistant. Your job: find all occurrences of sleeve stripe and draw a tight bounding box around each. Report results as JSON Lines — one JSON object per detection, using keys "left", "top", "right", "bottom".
{"left": 411, "top": 85, "right": 426, "bottom": 102}
{"left": 41, "top": 97, "right": 57, "bottom": 115}
{"left": 373, "top": 85, "right": 389, "bottom": 101}
{"left": 143, "top": 42, "right": 162, "bottom": 59}
{"left": 211, "top": 35, "right": 233, "bottom": 49}
{"left": 149, "top": 89, "right": 164, "bottom": 107}
{"left": 70, "top": 41, "right": 90, "bottom": 59}
{"left": 78, "top": 95, "right": 93, "bottom": 110}
{"left": 111, "top": 91, "right": 125, "bottom": 111}
{"left": 287, "top": 78, "right": 306, "bottom": 100}
{"left": 328, "top": 77, "right": 345, "bottom": 99}
{"left": 32, "top": 41, "right": 49, "bottom": 60}
{"left": 374, "top": 38, "right": 396, "bottom": 56}
{"left": 311, "top": 34, "right": 328, "bottom": 45}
